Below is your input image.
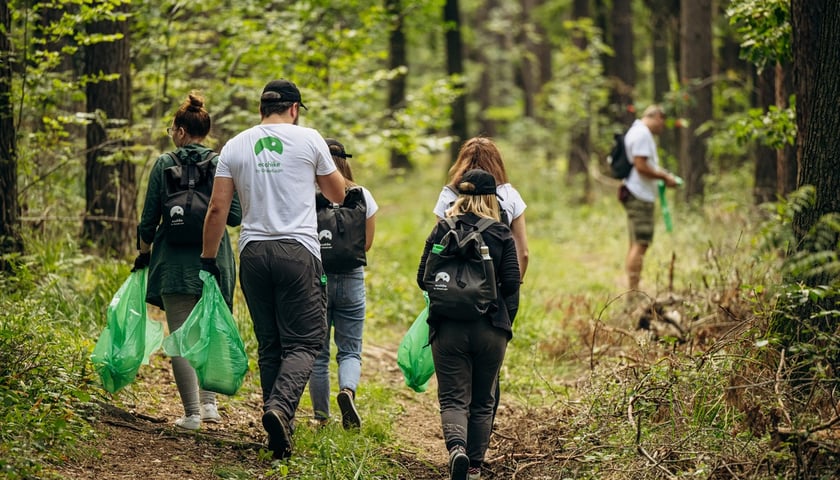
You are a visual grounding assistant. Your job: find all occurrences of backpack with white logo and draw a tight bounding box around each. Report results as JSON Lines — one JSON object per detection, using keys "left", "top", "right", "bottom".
{"left": 422, "top": 216, "right": 498, "bottom": 321}
{"left": 316, "top": 186, "right": 367, "bottom": 273}
{"left": 162, "top": 151, "right": 217, "bottom": 245}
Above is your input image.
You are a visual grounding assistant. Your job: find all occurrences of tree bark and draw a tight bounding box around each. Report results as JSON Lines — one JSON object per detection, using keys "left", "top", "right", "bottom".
{"left": 386, "top": 0, "right": 411, "bottom": 171}
{"left": 678, "top": 0, "right": 712, "bottom": 201}
{"left": 474, "top": 0, "right": 498, "bottom": 137}
{"left": 608, "top": 0, "right": 636, "bottom": 126}
{"left": 791, "top": 0, "right": 840, "bottom": 260}
{"left": 445, "top": 0, "right": 468, "bottom": 165}
{"left": 82, "top": 4, "right": 136, "bottom": 257}
{"left": 0, "top": 0, "right": 23, "bottom": 269}
{"left": 566, "top": 0, "right": 592, "bottom": 199}
{"left": 753, "top": 67, "right": 777, "bottom": 204}
{"left": 645, "top": 0, "right": 679, "bottom": 156}
{"left": 520, "top": 0, "right": 550, "bottom": 121}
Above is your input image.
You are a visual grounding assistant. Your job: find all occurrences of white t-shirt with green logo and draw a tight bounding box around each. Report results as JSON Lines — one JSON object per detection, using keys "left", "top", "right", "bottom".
{"left": 217, "top": 123, "right": 337, "bottom": 257}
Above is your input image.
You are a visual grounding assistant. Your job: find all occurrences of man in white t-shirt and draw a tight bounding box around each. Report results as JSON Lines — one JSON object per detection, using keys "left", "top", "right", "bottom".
{"left": 618, "top": 105, "right": 679, "bottom": 295}
{"left": 201, "top": 79, "right": 346, "bottom": 460}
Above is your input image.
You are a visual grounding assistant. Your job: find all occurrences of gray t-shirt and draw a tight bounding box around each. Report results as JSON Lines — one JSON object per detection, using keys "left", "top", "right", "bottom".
{"left": 217, "top": 123, "right": 337, "bottom": 257}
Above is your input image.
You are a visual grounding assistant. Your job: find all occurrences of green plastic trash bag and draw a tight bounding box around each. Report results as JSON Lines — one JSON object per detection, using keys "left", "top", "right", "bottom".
{"left": 91, "top": 268, "right": 164, "bottom": 393}
{"left": 163, "top": 271, "right": 248, "bottom": 396}
{"left": 397, "top": 292, "right": 435, "bottom": 392}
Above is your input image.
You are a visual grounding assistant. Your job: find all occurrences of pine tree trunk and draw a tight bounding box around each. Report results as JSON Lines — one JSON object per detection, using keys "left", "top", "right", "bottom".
{"left": 0, "top": 0, "right": 23, "bottom": 270}
{"left": 678, "top": 0, "right": 712, "bottom": 201}
{"left": 791, "top": 0, "right": 840, "bottom": 253}
{"left": 82, "top": 4, "right": 136, "bottom": 256}
{"left": 386, "top": 0, "right": 411, "bottom": 172}
{"left": 444, "top": 0, "right": 468, "bottom": 165}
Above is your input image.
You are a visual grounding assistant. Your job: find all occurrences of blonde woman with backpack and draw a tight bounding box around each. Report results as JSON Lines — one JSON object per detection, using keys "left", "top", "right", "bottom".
{"left": 416, "top": 168, "right": 520, "bottom": 480}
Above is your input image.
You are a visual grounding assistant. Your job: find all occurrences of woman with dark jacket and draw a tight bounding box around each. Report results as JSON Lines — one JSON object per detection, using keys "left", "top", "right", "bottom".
{"left": 416, "top": 168, "right": 520, "bottom": 480}
{"left": 134, "top": 91, "right": 241, "bottom": 430}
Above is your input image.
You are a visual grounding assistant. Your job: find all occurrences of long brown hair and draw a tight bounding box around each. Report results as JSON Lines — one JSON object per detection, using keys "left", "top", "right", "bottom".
{"left": 447, "top": 136, "right": 509, "bottom": 188}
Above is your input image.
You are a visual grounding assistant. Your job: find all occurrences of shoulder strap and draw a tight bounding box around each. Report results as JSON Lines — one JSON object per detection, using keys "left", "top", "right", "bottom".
{"left": 474, "top": 217, "right": 496, "bottom": 233}
{"left": 166, "top": 152, "right": 182, "bottom": 166}
{"left": 443, "top": 216, "right": 458, "bottom": 231}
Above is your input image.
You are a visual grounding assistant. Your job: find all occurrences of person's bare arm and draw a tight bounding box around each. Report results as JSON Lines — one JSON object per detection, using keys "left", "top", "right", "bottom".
{"left": 364, "top": 214, "right": 376, "bottom": 252}
{"left": 633, "top": 156, "right": 678, "bottom": 187}
{"left": 510, "top": 214, "right": 529, "bottom": 281}
{"left": 201, "top": 177, "right": 234, "bottom": 259}
{"left": 317, "top": 171, "right": 346, "bottom": 205}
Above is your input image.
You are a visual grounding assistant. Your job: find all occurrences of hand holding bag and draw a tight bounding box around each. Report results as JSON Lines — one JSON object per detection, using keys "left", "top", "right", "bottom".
{"left": 163, "top": 271, "right": 248, "bottom": 396}
{"left": 397, "top": 292, "right": 435, "bottom": 392}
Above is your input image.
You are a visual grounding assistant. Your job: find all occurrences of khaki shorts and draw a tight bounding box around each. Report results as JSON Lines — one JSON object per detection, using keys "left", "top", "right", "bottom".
{"left": 620, "top": 186, "right": 654, "bottom": 245}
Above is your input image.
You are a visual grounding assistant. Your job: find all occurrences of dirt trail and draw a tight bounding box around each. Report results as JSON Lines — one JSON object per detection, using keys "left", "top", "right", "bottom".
{"left": 53, "top": 341, "right": 452, "bottom": 479}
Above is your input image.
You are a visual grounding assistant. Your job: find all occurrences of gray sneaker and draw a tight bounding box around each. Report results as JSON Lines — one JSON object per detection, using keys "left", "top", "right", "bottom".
{"left": 448, "top": 445, "right": 469, "bottom": 480}
{"left": 337, "top": 389, "right": 361, "bottom": 430}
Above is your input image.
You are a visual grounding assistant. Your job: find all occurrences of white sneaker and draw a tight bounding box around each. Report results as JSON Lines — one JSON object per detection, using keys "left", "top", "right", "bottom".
{"left": 200, "top": 403, "right": 222, "bottom": 423}
{"left": 175, "top": 414, "right": 201, "bottom": 431}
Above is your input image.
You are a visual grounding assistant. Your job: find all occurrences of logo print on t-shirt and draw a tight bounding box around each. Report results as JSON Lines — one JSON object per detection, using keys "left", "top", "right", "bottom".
{"left": 254, "top": 136, "right": 284, "bottom": 156}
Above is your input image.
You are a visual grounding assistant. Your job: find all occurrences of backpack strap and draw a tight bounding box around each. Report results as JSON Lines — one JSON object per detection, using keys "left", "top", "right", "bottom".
{"left": 474, "top": 217, "right": 496, "bottom": 233}
{"left": 166, "top": 152, "right": 182, "bottom": 166}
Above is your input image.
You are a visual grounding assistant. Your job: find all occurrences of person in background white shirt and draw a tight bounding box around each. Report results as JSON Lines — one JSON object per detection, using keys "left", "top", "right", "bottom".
{"left": 618, "top": 105, "right": 679, "bottom": 295}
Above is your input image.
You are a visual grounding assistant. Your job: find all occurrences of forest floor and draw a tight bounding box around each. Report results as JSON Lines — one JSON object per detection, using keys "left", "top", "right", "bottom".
{"left": 52, "top": 330, "right": 563, "bottom": 480}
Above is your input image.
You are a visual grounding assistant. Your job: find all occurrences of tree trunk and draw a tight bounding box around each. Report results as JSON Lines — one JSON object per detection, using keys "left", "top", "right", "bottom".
{"left": 646, "top": 0, "right": 679, "bottom": 156}
{"left": 0, "top": 0, "right": 23, "bottom": 270}
{"left": 753, "top": 66, "right": 777, "bottom": 205}
{"left": 474, "top": 0, "right": 498, "bottom": 137}
{"left": 566, "top": 0, "right": 592, "bottom": 200}
{"left": 82, "top": 4, "right": 136, "bottom": 257}
{"left": 678, "top": 0, "right": 711, "bottom": 201}
{"left": 445, "top": 0, "right": 468, "bottom": 165}
{"left": 791, "top": 0, "right": 840, "bottom": 258}
{"left": 608, "top": 0, "right": 636, "bottom": 126}
{"left": 386, "top": 0, "right": 411, "bottom": 172}
{"left": 776, "top": 62, "right": 797, "bottom": 196}
{"left": 520, "top": 0, "right": 550, "bottom": 121}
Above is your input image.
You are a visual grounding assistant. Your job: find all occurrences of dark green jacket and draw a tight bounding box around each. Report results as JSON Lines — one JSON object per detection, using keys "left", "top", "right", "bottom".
{"left": 137, "top": 144, "right": 241, "bottom": 309}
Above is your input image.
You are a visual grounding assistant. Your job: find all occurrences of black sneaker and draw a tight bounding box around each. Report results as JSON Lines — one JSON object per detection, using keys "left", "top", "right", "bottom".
{"left": 448, "top": 445, "right": 469, "bottom": 480}
{"left": 262, "top": 410, "right": 292, "bottom": 459}
{"left": 336, "top": 388, "right": 361, "bottom": 430}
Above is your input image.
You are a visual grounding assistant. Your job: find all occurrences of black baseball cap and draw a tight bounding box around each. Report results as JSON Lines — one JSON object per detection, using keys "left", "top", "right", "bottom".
{"left": 325, "top": 138, "right": 352, "bottom": 158}
{"left": 261, "top": 79, "right": 307, "bottom": 110}
{"left": 458, "top": 169, "right": 497, "bottom": 196}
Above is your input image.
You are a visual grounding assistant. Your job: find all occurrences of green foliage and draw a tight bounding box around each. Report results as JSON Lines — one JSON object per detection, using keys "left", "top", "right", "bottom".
{"left": 727, "top": 0, "right": 792, "bottom": 71}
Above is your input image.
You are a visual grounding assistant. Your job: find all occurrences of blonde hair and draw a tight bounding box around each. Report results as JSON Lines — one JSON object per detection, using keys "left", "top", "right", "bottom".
{"left": 447, "top": 137, "right": 509, "bottom": 188}
{"left": 445, "top": 179, "right": 501, "bottom": 222}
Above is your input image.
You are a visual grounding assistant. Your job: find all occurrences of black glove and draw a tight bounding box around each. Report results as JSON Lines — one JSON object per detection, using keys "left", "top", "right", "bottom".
{"left": 132, "top": 252, "right": 151, "bottom": 272}
{"left": 200, "top": 257, "right": 221, "bottom": 284}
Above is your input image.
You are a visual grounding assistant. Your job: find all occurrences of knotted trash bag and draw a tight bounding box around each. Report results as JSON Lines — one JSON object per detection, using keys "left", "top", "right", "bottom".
{"left": 91, "top": 268, "right": 164, "bottom": 393}
{"left": 163, "top": 271, "right": 248, "bottom": 396}
{"left": 397, "top": 292, "right": 435, "bottom": 392}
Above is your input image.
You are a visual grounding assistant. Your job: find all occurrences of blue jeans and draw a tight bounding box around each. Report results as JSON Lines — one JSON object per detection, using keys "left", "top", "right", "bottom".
{"left": 309, "top": 267, "right": 366, "bottom": 420}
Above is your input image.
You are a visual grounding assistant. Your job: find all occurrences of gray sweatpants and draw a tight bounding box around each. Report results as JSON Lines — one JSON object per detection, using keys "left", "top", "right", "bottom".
{"left": 162, "top": 294, "right": 216, "bottom": 416}
{"left": 431, "top": 318, "right": 508, "bottom": 465}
